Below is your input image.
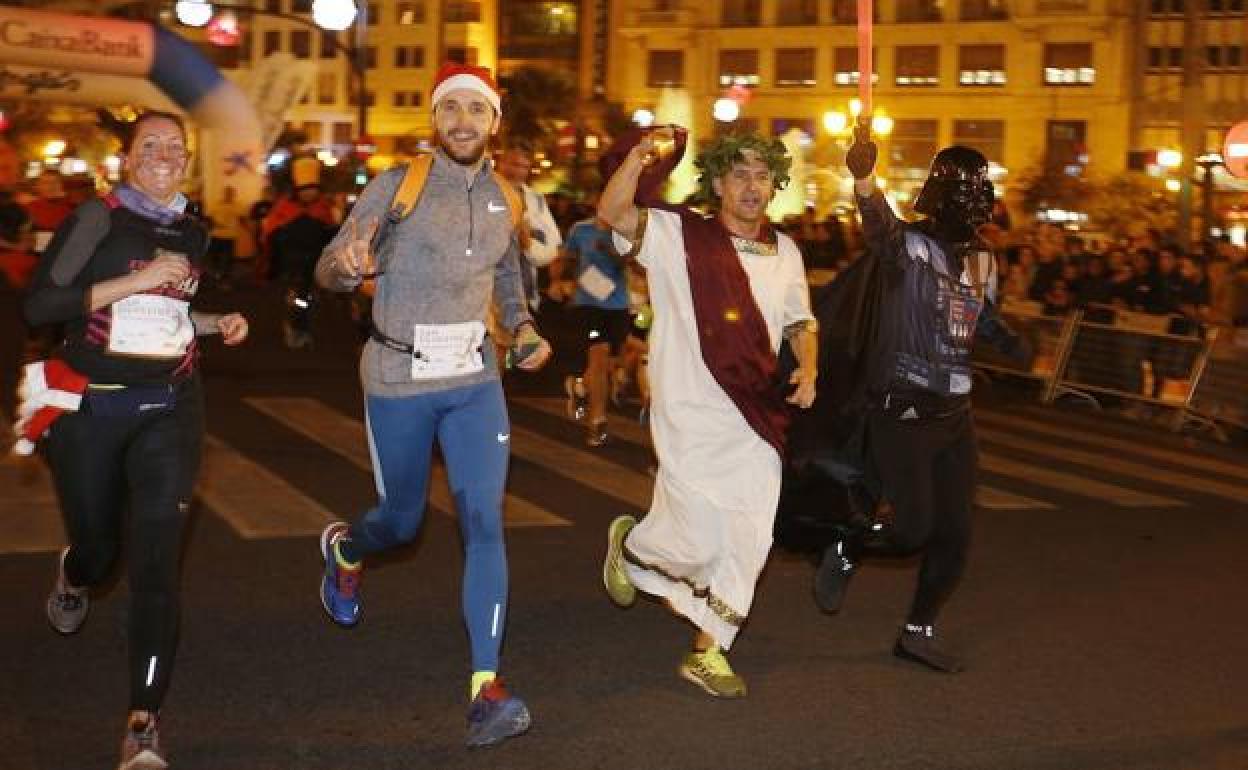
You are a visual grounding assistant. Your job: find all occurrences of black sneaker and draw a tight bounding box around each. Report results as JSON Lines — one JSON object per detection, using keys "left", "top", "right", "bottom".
{"left": 813, "top": 539, "right": 855, "bottom": 614}
{"left": 893, "top": 625, "right": 965, "bottom": 673}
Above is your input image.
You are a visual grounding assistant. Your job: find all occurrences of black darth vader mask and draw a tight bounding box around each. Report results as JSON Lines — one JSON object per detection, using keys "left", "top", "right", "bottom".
{"left": 913, "top": 146, "right": 995, "bottom": 243}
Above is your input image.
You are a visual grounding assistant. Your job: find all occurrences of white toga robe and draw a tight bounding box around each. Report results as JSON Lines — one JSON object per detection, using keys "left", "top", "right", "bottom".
{"left": 614, "top": 209, "right": 814, "bottom": 648}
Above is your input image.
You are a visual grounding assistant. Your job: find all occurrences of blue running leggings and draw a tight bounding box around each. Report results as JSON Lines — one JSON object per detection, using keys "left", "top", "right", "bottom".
{"left": 347, "top": 379, "right": 511, "bottom": 673}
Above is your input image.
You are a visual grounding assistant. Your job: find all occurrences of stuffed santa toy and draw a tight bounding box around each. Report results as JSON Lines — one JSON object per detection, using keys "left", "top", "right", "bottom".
{"left": 12, "top": 360, "right": 88, "bottom": 455}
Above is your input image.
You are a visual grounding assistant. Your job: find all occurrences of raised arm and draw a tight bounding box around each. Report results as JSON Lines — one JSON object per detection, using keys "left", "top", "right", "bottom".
{"left": 846, "top": 121, "right": 908, "bottom": 272}
{"left": 599, "top": 136, "right": 654, "bottom": 241}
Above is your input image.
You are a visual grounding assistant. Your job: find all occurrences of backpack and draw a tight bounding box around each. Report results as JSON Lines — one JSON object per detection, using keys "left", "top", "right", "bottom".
{"left": 362, "top": 154, "right": 527, "bottom": 297}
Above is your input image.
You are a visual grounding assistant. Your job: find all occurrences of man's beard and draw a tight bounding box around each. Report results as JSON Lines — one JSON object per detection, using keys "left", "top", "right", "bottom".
{"left": 437, "top": 131, "right": 488, "bottom": 166}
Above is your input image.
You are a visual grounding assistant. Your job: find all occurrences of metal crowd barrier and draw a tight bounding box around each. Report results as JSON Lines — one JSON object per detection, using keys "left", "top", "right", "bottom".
{"left": 973, "top": 299, "right": 1237, "bottom": 437}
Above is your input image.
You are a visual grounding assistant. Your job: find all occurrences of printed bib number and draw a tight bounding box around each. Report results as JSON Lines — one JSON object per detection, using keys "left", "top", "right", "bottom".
{"left": 410, "top": 320, "right": 486, "bottom": 380}
{"left": 108, "top": 295, "right": 194, "bottom": 358}
{"left": 577, "top": 264, "right": 617, "bottom": 303}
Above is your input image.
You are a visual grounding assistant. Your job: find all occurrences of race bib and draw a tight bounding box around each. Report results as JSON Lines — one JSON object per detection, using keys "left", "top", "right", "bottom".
{"left": 411, "top": 320, "right": 486, "bottom": 380}
{"left": 578, "top": 264, "right": 616, "bottom": 303}
{"left": 108, "top": 295, "right": 194, "bottom": 358}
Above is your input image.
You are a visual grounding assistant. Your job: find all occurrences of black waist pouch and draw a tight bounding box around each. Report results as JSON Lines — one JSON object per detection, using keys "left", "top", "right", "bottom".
{"left": 85, "top": 384, "right": 177, "bottom": 418}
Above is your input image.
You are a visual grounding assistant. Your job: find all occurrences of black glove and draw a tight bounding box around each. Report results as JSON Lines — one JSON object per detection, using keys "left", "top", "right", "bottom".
{"left": 845, "top": 122, "right": 878, "bottom": 180}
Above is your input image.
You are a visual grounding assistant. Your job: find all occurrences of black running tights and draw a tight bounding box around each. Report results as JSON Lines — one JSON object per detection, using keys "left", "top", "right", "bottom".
{"left": 45, "top": 383, "right": 203, "bottom": 712}
{"left": 867, "top": 408, "right": 975, "bottom": 627}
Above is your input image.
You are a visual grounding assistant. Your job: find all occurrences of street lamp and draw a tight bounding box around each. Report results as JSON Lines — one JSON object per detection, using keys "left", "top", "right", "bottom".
{"left": 171, "top": 1, "right": 367, "bottom": 140}
{"left": 822, "top": 111, "right": 847, "bottom": 135}
{"left": 712, "top": 98, "right": 740, "bottom": 123}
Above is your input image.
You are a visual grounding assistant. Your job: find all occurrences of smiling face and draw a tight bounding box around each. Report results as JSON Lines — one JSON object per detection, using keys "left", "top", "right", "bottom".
{"left": 124, "top": 115, "right": 188, "bottom": 205}
{"left": 711, "top": 150, "right": 775, "bottom": 233}
{"left": 433, "top": 89, "right": 499, "bottom": 166}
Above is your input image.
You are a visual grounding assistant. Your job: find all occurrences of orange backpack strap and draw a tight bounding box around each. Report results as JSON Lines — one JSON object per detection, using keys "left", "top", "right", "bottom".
{"left": 391, "top": 153, "right": 434, "bottom": 220}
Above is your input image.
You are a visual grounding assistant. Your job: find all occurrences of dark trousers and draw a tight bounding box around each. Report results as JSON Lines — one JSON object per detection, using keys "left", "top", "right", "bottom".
{"left": 866, "top": 407, "right": 975, "bottom": 626}
{"left": 45, "top": 380, "right": 203, "bottom": 712}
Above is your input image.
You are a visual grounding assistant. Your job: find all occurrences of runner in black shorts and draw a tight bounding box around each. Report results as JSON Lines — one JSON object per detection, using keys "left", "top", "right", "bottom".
{"left": 563, "top": 214, "right": 631, "bottom": 446}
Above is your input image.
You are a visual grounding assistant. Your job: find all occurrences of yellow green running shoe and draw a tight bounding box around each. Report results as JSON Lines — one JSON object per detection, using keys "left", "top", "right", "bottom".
{"left": 603, "top": 515, "right": 637, "bottom": 607}
{"left": 679, "top": 646, "right": 747, "bottom": 698}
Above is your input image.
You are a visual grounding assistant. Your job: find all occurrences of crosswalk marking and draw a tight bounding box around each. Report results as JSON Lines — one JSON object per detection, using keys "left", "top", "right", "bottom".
{"left": 511, "top": 426, "right": 653, "bottom": 510}
{"left": 513, "top": 397, "right": 1058, "bottom": 511}
{"left": 977, "top": 425, "right": 1248, "bottom": 504}
{"left": 978, "top": 451, "right": 1183, "bottom": 507}
{"left": 244, "top": 397, "right": 569, "bottom": 528}
{"left": 978, "top": 409, "right": 1248, "bottom": 482}
{"left": 199, "top": 436, "right": 336, "bottom": 538}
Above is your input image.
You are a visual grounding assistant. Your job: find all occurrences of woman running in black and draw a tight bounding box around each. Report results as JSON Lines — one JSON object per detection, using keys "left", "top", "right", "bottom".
{"left": 23, "top": 111, "right": 249, "bottom": 770}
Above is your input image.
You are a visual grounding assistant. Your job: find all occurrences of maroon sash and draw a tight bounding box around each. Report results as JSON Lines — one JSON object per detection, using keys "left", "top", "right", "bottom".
{"left": 601, "top": 128, "right": 789, "bottom": 456}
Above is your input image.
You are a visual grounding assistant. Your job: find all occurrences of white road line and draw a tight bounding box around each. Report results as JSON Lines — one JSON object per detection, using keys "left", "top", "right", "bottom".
{"left": 244, "top": 397, "right": 568, "bottom": 528}
{"left": 979, "top": 451, "right": 1184, "bottom": 508}
{"left": 976, "top": 485, "right": 1056, "bottom": 510}
{"left": 199, "top": 436, "right": 336, "bottom": 538}
{"left": 978, "top": 425, "right": 1248, "bottom": 504}
{"left": 510, "top": 426, "right": 653, "bottom": 510}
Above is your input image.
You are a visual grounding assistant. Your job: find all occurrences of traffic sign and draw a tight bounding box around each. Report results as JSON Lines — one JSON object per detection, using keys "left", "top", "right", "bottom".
{"left": 1225, "top": 120, "right": 1248, "bottom": 179}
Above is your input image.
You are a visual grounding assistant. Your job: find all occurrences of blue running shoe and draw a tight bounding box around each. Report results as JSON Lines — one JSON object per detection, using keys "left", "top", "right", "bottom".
{"left": 320, "top": 522, "right": 361, "bottom": 627}
{"left": 466, "top": 679, "right": 531, "bottom": 748}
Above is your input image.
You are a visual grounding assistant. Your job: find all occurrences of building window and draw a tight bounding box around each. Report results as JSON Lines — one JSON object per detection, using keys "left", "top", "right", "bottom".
{"left": 961, "top": 0, "right": 1008, "bottom": 20}
{"left": 317, "top": 71, "right": 336, "bottom": 105}
{"left": 446, "top": 46, "right": 479, "bottom": 65}
{"left": 332, "top": 122, "right": 354, "bottom": 145}
{"left": 896, "top": 0, "right": 943, "bottom": 22}
{"left": 959, "top": 44, "right": 1006, "bottom": 86}
{"left": 291, "top": 0, "right": 312, "bottom": 11}
{"left": 1206, "top": 0, "right": 1245, "bottom": 13}
{"left": 445, "top": 0, "right": 482, "bottom": 21}
{"left": 776, "top": 0, "right": 817, "bottom": 26}
{"left": 770, "top": 117, "right": 815, "bottom": 139}
{"left": 953, "top": 120, "right": 1005, "bottom": 165}
{"left": 263, "top": 29, "right": 281, "bottom": 56}
{"left": 508, "top": 2, "right": 578, "bottom": 37}
{"left": 348, "top": 89, "right": 377, "bottom": 108}
{"left": 1229, "top": 45, "right": 1244, "bottom": 68}
{"left": 1045, "top": 120, "right": 1087, "bottom": 173}
{"left": 895, "top": 45, "right": 940, "bottom": 86}
{"left": 263, "top": 0, "right": 281, "bottom": 12}
{"left": 831, "top": 0, "right": 876, "bottom": 23}
{"left": 889, "top": 119, "right": 940, "bottom": 174}
{"left": 1206, "top": 45, "right": 1246, "bottom": 70}
{"left": 722, "top": 0, "right": 761, "bottom": 27}
{"left": 320, "top": 31, "right": 338, "bottom": 58}
{"left": 1148, "top": 0, "right": 1183, "bottom": 14}
{"left": 1146, "top": 46, "right": 1183, "bottom": 72}
{"left": 719, "top": 49, "right": 760, "bottom": 87}
{"left": 834, "top": 46, "right": 877, "bottom": 85}
{"left": 397, "top": 1, "right": 426, "bottom": 23}
{"left": 395, "top": 45, "right": 425, "bottom": 68}
{"left": 647, "top": 50, "right": 684, "bottom": 87}
{"left": 1044, "top": 43, "right": 1094, "bottom": 85}
{"left": 363, "top": 45, "right": 378, "bottom": 68}
{"left": 392, "top": 90, "right": 423, "bottom": 108}
{"left": 775, "top": 48, "right": 816, "bottom": 87}
{"left": 290, "top": 29, "right": 311, "bottom": 59}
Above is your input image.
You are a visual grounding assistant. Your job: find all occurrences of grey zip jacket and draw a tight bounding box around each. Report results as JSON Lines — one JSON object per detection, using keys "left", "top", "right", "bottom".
{"left": 316, "top": 150, "right": 532, "bottom": 397}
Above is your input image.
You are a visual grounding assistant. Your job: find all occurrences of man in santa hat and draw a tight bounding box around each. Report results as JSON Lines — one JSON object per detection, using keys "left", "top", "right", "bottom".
{"left": 314, "top": 62, "right": 550, "bottom": 748}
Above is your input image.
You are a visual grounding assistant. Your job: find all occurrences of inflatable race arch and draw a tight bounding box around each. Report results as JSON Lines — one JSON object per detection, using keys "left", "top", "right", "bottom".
{"left": 0, "top": 6, "right": 264, "bottom": 205}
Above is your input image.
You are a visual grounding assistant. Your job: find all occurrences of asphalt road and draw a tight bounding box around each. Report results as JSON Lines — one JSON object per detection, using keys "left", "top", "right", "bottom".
{"left": 4, "top": 281, "right": 1248, "bottom": 770}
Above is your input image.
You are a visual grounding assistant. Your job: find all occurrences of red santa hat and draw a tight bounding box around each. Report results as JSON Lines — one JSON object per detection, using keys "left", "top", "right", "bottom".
{"left": 431, "top": 62, "right": 502, "bottom": 115}
{"left": 12, "top": 360, "right": 88, "bottom": 456}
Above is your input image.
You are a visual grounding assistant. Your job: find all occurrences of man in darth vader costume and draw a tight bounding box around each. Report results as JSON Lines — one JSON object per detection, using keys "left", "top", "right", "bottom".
{"left": 779, "top": 122, "right": 1029, "bottom": 673}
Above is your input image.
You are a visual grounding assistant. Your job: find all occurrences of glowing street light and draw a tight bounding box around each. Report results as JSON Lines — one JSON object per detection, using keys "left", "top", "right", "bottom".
{"left": 174, "top": 0, "right": 214, "bottom": 27}
{"left": 871, "top": 113, "right": 894, "bottom": 137}
{"left": 1157, "top": 148, "right": 1182, "bottom": 169}
{"left": 848, "top": 98, "right": 863, "bottom": 118}
{"left": 632, "top": 108, "right": 655, "bottom": 128}
{"left": 712, "top": 97, "right": 740, "bottom": 123}
{"left": 822, "top": 111, "right": 848, "bottom": 135}
{"left": 1164, "top": 178, "right": 1182, "bottom": 192}
{"left": 43, "top": 139, "right": 66, "bottom": 158}
{"left": 312, "top": 0, "right": 358, "bottom": 31}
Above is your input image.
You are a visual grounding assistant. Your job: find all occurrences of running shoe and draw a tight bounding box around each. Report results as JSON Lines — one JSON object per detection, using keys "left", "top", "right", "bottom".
{"left": 46, "top": 547, "right": 88, "bottom": 635}
{"left": 466, "top": 679, "right": 531, "bottom": 748}
{"left": 894, "top": 624, "right": 965, "bottom": 673}
{"left": 679, "top": 646, "right": 747, "bottom": 698}
{"left": 586, "top": 420, "right": 609, "bottom": 448}
{"left": 319, "top": 522, "right": 362, "bottom": 627}
{"left": 603, "top": 515, "right": 637, "bottom": 607}
{"left": 563, "top": 375, "right": 587, "bottom": 421}
{"left": 813, "top": 538, "right": 856, "bottom": 614}
{"left": 118, "top": 712, "right": 167, "bottom": 770}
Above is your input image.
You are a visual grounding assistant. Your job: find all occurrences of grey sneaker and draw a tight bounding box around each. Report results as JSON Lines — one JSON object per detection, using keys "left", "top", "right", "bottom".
{"left": 118, "top": 712, "right": 167, "bottom": 770}
{"left": 47, "top": 547, "right": 88, "bottom": 635}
